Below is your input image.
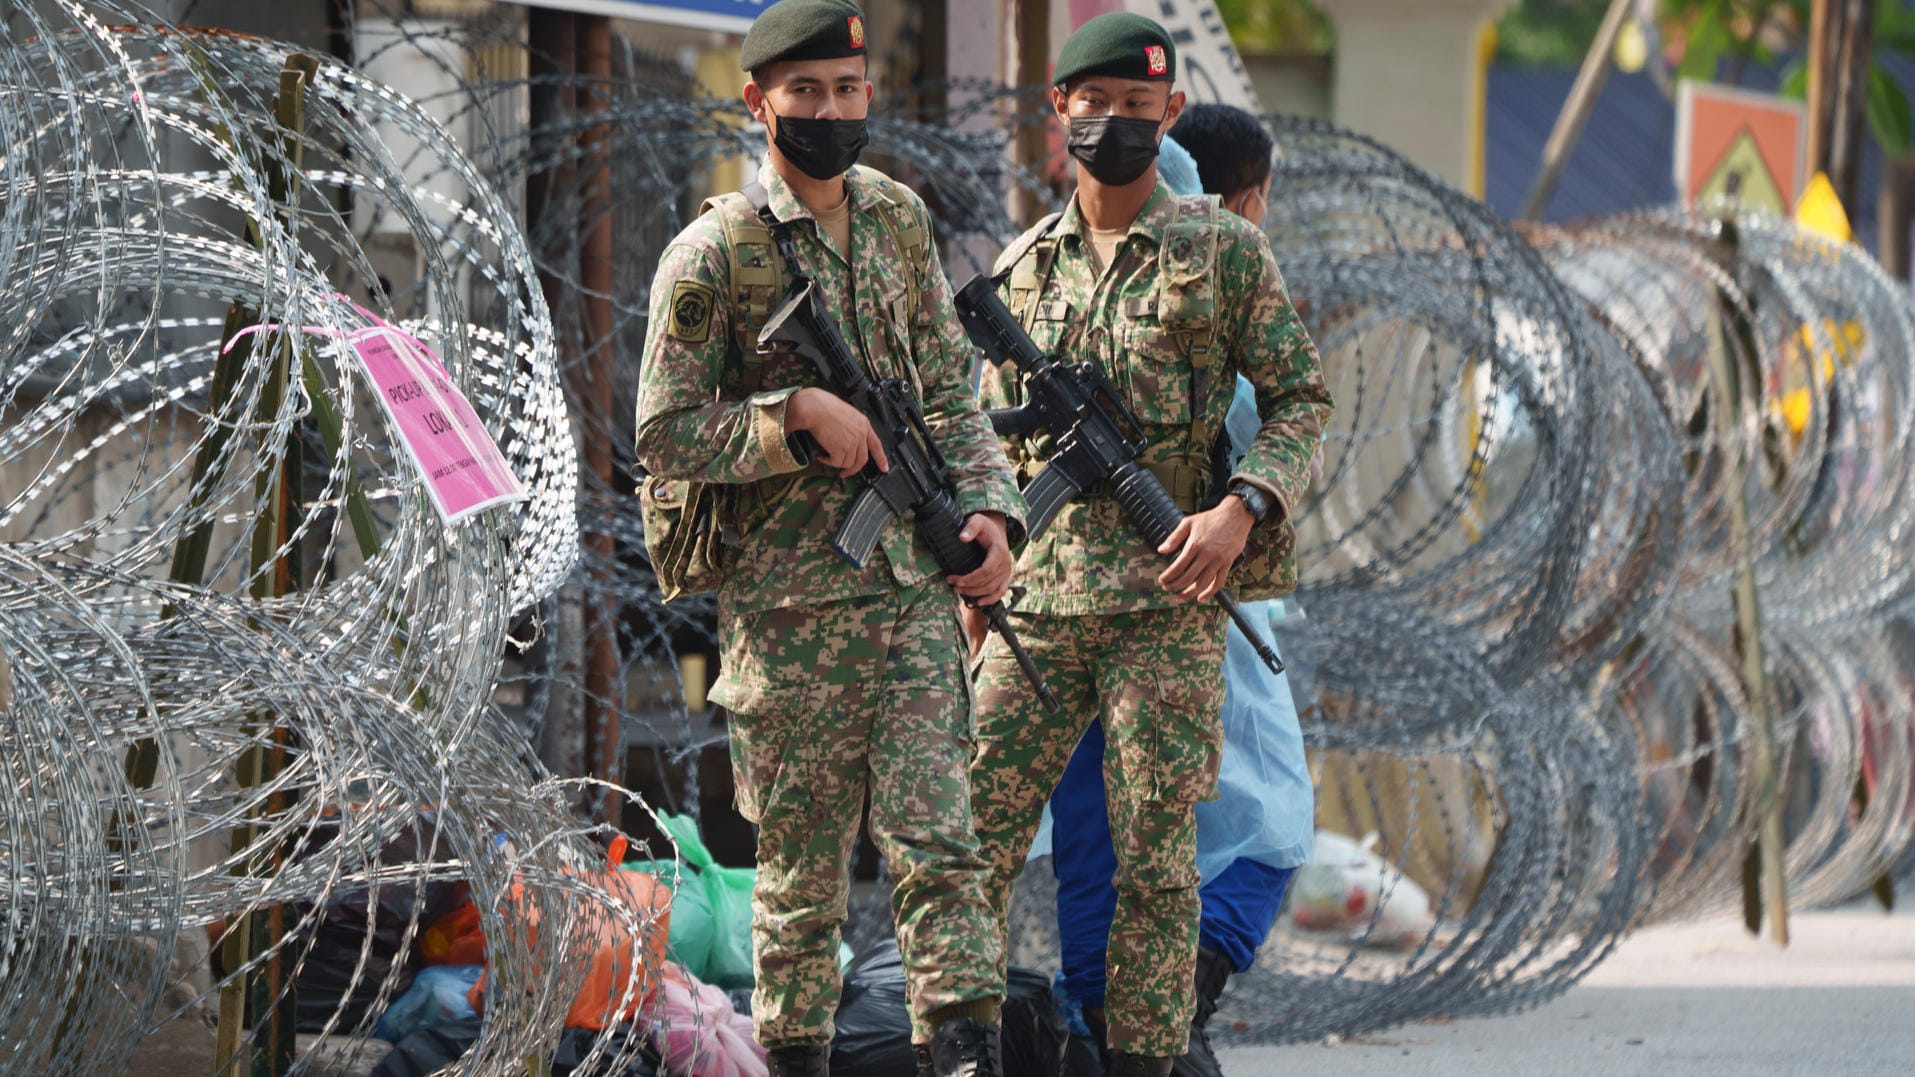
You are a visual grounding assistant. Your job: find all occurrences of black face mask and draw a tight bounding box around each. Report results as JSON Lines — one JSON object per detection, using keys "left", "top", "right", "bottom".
{"left": 769, "top": 106, "right": 869, "bottom": 181}
{"left": 1066, "top": 113, "right": 1163, "bottom": 186}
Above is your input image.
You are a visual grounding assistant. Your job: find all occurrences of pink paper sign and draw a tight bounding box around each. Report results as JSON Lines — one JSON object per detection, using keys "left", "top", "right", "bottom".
{"left": 225, "top": 306, "right": 527, "bottom": 525}
{"left": 351, "top": 325, "right": 527, "bottom": 524}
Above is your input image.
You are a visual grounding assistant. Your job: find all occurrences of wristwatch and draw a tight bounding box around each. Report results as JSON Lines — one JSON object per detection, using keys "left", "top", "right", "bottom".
{"left": 1226, "top": 480, "right": 1271, "bottom": 523}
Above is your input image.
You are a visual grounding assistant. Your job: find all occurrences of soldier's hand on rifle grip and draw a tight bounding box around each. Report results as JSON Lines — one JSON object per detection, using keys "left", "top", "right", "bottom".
{"left": 948, "top": 511, "right": 1013, "bottom": 608}
{"left": 786, "top": 387, "right": 890, "bottom": 478}
{"left": 1156, "top": 500, "right": 1256, "bottom": 604}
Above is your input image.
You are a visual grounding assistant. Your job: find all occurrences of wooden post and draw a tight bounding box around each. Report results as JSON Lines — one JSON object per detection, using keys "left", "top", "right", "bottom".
{"left": 1005, "top": 0, "right": 1052, "bottom": 228}
{"left": 212, "top": 55, "right": 319, "bottom": 1077}
{"left": 1880, "top": 154, "right": 1914, "bottom": 278}
{"left": 527, "top": 9, "right": 587, "bottom": 782}
{"left": 527, "top": 9, "right": 578, "bottom": 282}
{"left": 577, "top": 13, "right": 622, "bottom": 825}
{"left": 1805, "top": 0, "right": 1835, "bottom": 175}
{"left": 1520, "top": 0, "right": 1632, "bottom": 221}
{"left": 1710, "top": 219, "right": 1790, "bottom": 947}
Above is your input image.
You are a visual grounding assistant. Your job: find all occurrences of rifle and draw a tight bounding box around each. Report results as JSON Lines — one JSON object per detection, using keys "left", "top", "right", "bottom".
{"left": 953, "top": 275, "right": 1286, "bottom": 676}
{"left": 759, "top": 278, "right": 1060, "bottom": 711}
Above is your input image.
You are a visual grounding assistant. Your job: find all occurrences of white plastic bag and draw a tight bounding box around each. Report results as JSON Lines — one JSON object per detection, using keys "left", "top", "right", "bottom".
{"left": 1287, "top": 830, "right": 1435, "bottom": 949}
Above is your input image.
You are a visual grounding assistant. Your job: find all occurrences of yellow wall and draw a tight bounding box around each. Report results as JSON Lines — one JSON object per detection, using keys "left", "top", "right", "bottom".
{"left": 696, "top": 43, "right": 752, "bottom": 199}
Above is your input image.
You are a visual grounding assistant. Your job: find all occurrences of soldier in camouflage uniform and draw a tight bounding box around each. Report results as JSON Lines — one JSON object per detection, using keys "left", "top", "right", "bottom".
{"left": 964, "top": 15, "right": 1332, "bottom": 1077}
{"left": 633, "top": 4, "right": 1024, "bottom": 1075}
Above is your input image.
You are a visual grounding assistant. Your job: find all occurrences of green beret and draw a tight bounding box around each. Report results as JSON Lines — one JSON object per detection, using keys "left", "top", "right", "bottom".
{"left": 1053, "top": 12, "right": 1176, "bottom": 86}
{"left": 740, "top": 0, "right": 868, "bottom": 73}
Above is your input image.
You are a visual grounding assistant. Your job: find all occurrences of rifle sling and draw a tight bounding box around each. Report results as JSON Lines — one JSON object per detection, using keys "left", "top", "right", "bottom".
{"left": 742, "top": 182, "right": 806, "bottom": 277}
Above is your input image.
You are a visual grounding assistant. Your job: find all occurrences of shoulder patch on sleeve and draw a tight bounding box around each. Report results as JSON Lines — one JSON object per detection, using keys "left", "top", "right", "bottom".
{"left": 667, "top": 280, "right": 717, "bottom": 343}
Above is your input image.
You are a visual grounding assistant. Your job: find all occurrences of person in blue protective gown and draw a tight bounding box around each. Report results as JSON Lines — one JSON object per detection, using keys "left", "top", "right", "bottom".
{"left": 1038, "top": 105, "right": 1316, "bottom": 1077}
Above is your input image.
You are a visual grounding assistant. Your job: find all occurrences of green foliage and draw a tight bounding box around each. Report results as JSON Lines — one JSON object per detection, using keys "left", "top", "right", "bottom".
{"left": 1674, "top": 0, "right": 1740, "bottom": 82}
{"left": 1214, "top": 0, "right": 1333, "bottom": 55}
{"left": 1496, "top": 0, "right": 1617, "bottom": 68}
{"left": 1757, "top": 0, "right": 1915, "bottom": 156}
{"left": 1868, "top": 64, "right": 1912, "bottom": 155}
{"left": 1496, "top": 0, "right": 1915, "bottom": 155}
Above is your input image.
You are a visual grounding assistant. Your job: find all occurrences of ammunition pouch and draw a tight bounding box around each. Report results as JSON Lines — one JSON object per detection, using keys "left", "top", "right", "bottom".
{"left": 638, "top": 473, "right": 729, "bottom": 604}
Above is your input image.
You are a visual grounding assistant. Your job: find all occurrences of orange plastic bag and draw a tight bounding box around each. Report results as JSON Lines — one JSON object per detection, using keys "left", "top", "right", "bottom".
{"left": 420, "top": 895, "right": 486, "bottom": 966}
{"left": 468, "top": 836, "right": 673, "bottom": 1030}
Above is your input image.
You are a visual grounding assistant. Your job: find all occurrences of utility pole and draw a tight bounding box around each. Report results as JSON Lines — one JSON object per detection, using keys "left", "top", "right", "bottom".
{"left": 1826, "top": 0, "right": 1874, "bottom": 211}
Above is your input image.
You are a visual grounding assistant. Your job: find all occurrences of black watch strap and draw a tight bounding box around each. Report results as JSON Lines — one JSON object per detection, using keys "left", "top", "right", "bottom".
{"left": 1228, "top": 481, "right": 1270, "bottom": 522}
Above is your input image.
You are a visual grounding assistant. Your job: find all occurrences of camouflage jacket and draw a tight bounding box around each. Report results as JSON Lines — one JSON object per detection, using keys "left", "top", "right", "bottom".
{"left": 634, "top": 163, "right": 1026, "bottom": 617}
{"left": 981, "top": 179, "right": 1332, "bottom": 616}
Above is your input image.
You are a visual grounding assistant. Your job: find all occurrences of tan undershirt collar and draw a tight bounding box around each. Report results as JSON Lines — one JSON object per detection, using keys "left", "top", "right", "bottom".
{"left": 814, "top": 190, "right": 853, "bottom": 262}
{"left": 1086, "top": 223, "right": 1128, "bottom": 275}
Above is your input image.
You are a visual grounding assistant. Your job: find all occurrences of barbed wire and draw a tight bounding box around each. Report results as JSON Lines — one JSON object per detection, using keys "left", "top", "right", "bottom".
{"left": 0, "top": 3, "right": 662, "bottom": 1074}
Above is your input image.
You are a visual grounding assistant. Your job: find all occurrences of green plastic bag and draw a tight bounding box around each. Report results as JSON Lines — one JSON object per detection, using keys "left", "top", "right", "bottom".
{"left": 639, "top": 814, "right": 757, "bottom": 990}
{"left": 624, "top": 858, "right": 714, "bottom": 978}
{"left": 631, "top": 817, "right": 859, "bottom": 987}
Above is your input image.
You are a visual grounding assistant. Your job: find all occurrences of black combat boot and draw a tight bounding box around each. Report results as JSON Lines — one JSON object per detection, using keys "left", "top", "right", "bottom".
{"left": 1104, "top": 1050, "right": 1175, "bottom": 1077}
{"left": 915, "top": 1043, "right": 935, "bottom": 1077}
{"left": 766, "top": 1043, "right": 830, "bottom": 1077}
{"left": 928, "top": 1017, "right": 1002, "bottom": 1077}
{"left": 1170, "top": 946, "right": 1234, "bottom": 1077}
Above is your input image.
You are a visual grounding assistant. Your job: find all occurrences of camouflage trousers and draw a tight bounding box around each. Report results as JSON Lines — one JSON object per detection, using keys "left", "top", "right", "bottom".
{"left": 969, "top": 604, "right": 1226, "bottom": 1057}
{"left": 712, "top": 582, "right": 1002, "bottom": 1048}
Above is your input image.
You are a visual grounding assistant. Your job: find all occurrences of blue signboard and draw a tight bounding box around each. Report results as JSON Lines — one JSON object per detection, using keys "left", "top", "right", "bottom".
{"left": 494, "top": 0, "right": 778, "bottom": 36}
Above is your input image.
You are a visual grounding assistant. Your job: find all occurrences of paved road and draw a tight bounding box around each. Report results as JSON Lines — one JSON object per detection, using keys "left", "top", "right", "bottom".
{"left": 1218, "top": 904, "right": 1915, "bottom": 1076}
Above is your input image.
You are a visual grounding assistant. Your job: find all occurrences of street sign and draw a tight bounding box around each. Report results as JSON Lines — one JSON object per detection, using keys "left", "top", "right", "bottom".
{"left": 1675, "top": 80, "right": 1805, "bottom": 215}
{"left": 492, "top": 0, "right": 773, "bottom": 35}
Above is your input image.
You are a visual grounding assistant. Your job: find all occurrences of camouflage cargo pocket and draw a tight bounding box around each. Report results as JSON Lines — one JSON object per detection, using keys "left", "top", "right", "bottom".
{"left": 1145, "top": 672, "right": 1223, "bottom": 805}
{"left": 723, "top": 712, "right": 775, "bottom": 824}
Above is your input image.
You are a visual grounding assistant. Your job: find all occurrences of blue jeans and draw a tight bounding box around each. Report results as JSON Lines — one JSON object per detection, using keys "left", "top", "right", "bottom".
{"left": 1050, "top": 718, "right": 1295, "bottom": 1007}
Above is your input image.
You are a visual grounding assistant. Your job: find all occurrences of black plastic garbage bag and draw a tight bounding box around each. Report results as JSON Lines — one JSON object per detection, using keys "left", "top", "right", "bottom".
{"left": 370, "top": 1016, "right": 483, "bottom": 1077}
{"left": 1059, "top": 1033, "right": 1102, "bottom": 1077}
{"left": 291, "top": 815, "right": 466, "bottom": 1032}
{"left": 551, "top": 1022, "right": 663, "bottom": 1076}
{"left": 291, "top": 885, "right": 420, "bottom": 1033}
{"left": 832, "top": 940, "right": 1067, "bottom": 1077}
{"left": 830, "top": 942, "right": 914, "bottom": 1077}
{"left": 1000, "top": 965, "right": 1070, "bottom": 1077}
